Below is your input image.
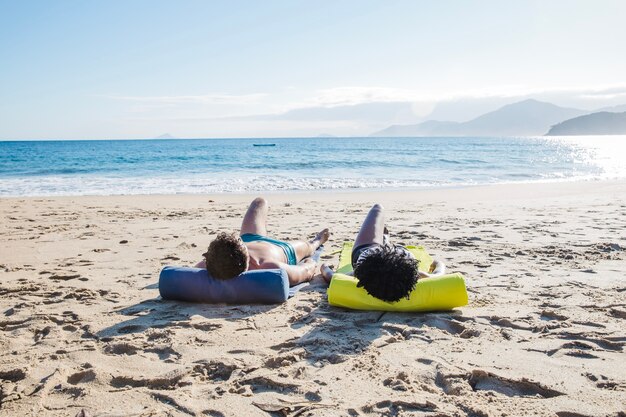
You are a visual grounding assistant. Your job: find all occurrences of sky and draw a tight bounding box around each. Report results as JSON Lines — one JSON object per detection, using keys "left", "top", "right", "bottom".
{"left": 1, "top": 0, "right": 626, "bottom": 139}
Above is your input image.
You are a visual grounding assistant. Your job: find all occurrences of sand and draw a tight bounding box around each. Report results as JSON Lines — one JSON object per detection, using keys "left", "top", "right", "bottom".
{"left": 1, "top": 180, "right": 625, "bottom": 417}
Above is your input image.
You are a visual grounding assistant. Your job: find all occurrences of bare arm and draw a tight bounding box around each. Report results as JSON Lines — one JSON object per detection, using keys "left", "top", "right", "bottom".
{"left": 263, "top": 259, "right": 316, "bottom": 286}
{"left": 197, "top": 257, "right": 315, "bottom": 284}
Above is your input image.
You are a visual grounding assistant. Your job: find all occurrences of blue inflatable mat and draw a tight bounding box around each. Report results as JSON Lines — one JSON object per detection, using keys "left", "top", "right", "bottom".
{"left": 159, "top": 267, "right": 290, "bottom": 304}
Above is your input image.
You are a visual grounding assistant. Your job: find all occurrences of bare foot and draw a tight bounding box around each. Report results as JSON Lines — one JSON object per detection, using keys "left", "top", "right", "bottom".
{"left": 429, "top": 259, "right": 446, "bottom": 275}
{"left": 418, "top": 260, "right": 446, "bottom": 278}
{"left": 320, "top": 263, "right": 334, "bottom": 284}
{"left": 311, "top": 228, "right": 330, "bottom": 249}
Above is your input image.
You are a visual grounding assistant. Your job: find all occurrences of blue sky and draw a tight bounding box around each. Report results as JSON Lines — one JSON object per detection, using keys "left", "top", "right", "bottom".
{"left": 1, "top": 0, "right": 626, "bottom": 139}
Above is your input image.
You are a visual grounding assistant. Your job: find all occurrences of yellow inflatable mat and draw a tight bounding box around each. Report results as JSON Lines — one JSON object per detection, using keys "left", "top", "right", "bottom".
{"left": 327, "top": 242, "right": 468, "bottom": 312}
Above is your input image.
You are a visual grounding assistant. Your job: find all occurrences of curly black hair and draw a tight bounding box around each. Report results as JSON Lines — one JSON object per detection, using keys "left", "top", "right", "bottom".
{"left": 203, "top": 232, "right": 249, "bottom": 280}
{"left": 354, "top": 246, "right": 419, "bottom": 302}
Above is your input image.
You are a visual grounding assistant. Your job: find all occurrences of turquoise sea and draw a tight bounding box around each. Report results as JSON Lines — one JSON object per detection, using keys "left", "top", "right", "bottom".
{"left": 1, "top": 136, "right": 625, "bottom": 196}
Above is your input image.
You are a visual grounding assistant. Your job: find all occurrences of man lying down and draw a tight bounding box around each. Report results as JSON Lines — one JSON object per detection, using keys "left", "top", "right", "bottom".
{"left": 195, "top": 197, "right": 329, "bottom": 285}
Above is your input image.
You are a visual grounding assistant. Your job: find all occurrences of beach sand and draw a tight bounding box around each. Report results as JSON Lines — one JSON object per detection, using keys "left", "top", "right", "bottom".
{"left": 1, "top": 180, "right": 625, "bottom": 417}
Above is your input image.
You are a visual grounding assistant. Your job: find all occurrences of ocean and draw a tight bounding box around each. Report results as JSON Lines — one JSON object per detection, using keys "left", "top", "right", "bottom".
{"left": 1, "top": 136, "right": 625, "bottom": 196}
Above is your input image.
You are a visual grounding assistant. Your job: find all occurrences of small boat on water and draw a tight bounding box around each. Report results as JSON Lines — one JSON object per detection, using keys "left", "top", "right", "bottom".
{"left": 253, "top": 144, "right": 276, "bottom": 147}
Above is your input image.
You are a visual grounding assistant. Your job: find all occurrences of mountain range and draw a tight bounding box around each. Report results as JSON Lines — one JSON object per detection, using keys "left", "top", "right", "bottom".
{"left": 371, "top": 99, "right": 626, "bottom": 137}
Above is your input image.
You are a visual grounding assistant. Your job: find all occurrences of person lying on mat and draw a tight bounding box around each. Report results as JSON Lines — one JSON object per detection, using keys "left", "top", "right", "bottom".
{"left": 320, "top": 203, "right": 444, "bottom": 302}
{"left": 195, "top": 197, "right": 330, "bottom": 285}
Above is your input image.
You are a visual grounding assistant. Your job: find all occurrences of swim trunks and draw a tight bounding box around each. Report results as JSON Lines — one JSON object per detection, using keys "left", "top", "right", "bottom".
{"left": 240, "top": 233, "right": 298, "bottom": 266}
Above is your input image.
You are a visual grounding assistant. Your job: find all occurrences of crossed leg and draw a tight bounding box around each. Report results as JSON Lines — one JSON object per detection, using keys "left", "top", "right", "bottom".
{"left": 292, "top": 228, "right": 330, "bottom": 262}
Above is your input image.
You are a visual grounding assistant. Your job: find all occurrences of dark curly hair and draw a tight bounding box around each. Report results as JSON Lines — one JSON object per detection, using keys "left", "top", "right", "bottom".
{"left": 354, "top": 246, "right": 419, "bottom": 302}
{"left": 203, "top": 232, "right": 249, "bottom": 280}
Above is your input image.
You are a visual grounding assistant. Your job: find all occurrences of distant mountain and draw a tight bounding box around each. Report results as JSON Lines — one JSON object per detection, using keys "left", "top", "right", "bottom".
{"left": 155, "top": 133, "right": 175, "bottom": 139}
{"left": 371, "top": 99, "right": 586, "bottom": 137}
{"left": 546, "top": 111, "right": 626, "bottom": 135}
{"left": 373, "top": 120, "right": 460, "bottom": 137}
{"left": 231, "top": 102, "right": 423, "bottom": 125}
{"left": 597, "top": 103, "right": 626, "bottom": 113}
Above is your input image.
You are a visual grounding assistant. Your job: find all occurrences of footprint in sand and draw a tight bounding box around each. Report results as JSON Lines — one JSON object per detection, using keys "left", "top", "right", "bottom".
{"left": 435, "top": 367, "right": 473, "bottom": 396}
{"left": 264, "top": 350, "right": 305, "bottom": 369}
{"left": 555, "top": 412, "right": 596, "bottom": 417}
{"left": 540, "top": 310, "right": 569, "bottom": 321}
{"left": 595, "top": 380, "right": 626, "bottom": 390}
{"left": 0, "top": 368, "right": 27, "bottom": 382}
{"left": 109, "top": 368, "right": 188, "bottom": 390}
{"left": 383, "top": 371, "right": 416, "bottom": 392}
{"left": 192, "top": 360, "right": 238, "bottom": 382}
{"left": 103, "top": 342, "right": 140, "bottom": 355}
{"left": 67, "top": 369, "right": 96, "bottom": 385}
{"left": 116, "top": 324, "right": 145, "bottom": 334}
{"left": 145, "top": 345, "right": 181, "bottom": 362}
{"left": 423, "top": 317, "right": 468, "bottom": 335}
{"left": 361, "top": 400, "right": 437, "bottom": 415}
{"left": 202, "top": 410, "right": 225, "bottom": 417}
{"left": 48, "top": 274, "right": 81, "bottom": 281}
{"left": 468, "top": 369, "right": 565, "bottom": 398}
{"left": 233, "top": 374, "right": 301, "bottom": 395}
{"left": 556, "top": 331, "right": 624, "bottom": 351}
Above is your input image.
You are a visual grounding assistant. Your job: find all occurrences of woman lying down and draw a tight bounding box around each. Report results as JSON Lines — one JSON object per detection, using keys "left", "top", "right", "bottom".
{"left": 321, "top": 203, "right": 445, "bottom": 303}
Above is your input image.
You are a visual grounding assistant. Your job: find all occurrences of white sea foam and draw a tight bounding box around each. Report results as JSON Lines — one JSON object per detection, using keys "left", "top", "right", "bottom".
{"left": 0, "top": 171, "right": 623, "bottom": 197}
{"left": 0, "top": 175, "right": 430, "bottom": 196}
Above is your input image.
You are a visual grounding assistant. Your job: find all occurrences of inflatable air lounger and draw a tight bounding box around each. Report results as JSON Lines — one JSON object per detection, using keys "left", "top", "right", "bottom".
{"left": 327, "top": 242, "right": 468, "bottom": 312}
{"left": 159, "top": 247, "right": 321, "bottom": 304}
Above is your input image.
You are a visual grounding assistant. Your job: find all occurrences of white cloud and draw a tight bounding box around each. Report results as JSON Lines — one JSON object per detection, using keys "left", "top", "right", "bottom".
{"left": 578, "top": 86, "right": 626, "bottom": 100}
{"left": 310, "top": 87, "right": 427, "bottom": 106}
{"left": 304, "top": 83, "right": 626, "bottom": 108}
{"left": 305, "top": 85, "right": 539, "bottom": 108}
{"left": 101, "top": 83, "right": 626, "bottom": 115}
{"left": 103, "top": 93, "right": 268, "bottom": 105}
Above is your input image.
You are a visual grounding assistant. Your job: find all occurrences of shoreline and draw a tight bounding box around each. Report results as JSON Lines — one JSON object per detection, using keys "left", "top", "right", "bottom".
{"left": 6, "top": 176, "right": 623, "bottom": 199}
{"left": 2, "top": 177, "right": 625, "bottom": 203}
{"left": 1, "top": 178, "right": 625, "bottom": 415}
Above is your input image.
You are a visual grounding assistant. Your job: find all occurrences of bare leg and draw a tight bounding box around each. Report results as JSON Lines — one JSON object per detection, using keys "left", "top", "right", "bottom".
{"left": 321, "top": 205, "right": 385, "bottom": 285}
{"left": 240, "top": 197, "right": 269, "bottom": 236}
{"left": 354, "top": 203, "right": 385, "bottom": 248}
{"left": 292, "top": 228, "right": 330, "bottom": 261}
{"left": 320, "top": 263, "right": 334, "bottom": 283}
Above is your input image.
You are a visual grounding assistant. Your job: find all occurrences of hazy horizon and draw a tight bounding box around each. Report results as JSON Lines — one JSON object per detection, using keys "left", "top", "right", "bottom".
{"left": 2, "top": 0, "right": 626, "bottom": 140}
